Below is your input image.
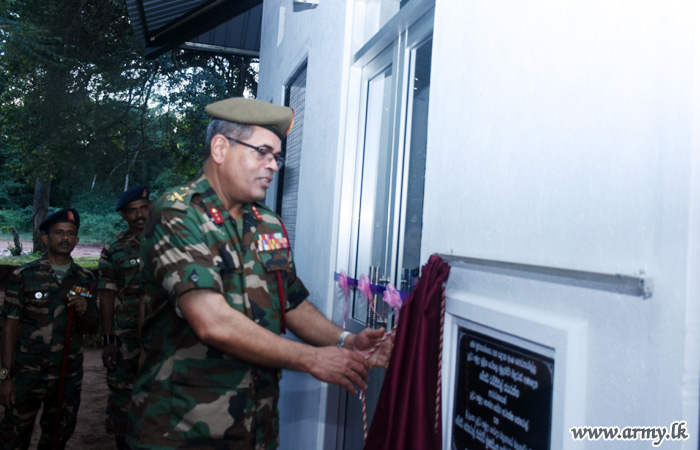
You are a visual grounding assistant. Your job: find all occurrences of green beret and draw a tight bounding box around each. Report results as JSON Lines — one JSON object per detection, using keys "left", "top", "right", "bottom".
{"left": 39, "top": 208, "right": 80, "bottom": 232}
{"left": 205, "top": 97, "right": 294, "bottom": 139}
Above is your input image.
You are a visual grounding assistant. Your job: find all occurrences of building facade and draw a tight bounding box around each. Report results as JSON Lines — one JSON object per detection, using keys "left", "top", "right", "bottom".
{"left": 257, "top": 1, "right": 700, "bottom": 449}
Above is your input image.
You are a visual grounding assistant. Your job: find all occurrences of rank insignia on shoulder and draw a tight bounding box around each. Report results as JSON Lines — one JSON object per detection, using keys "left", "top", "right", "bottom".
{"left": 210, "top": 207, "right": 224, "bottom": 225}
{"left": 167, "top": 192, "right": 186, "bottom": 202}
{"left": 167, "top": 187, "right": 190, "bottom": 203}
{"left": 251, "top": 206, "right": 263, "bottom": 222}
{"left": 257, "top": 233, "right": 290, "bottom": 251}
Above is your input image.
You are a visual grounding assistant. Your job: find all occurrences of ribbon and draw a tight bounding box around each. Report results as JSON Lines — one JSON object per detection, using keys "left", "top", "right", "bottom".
{"left": 383, "top": 283, "right": 402, "bottom": 311}
{"left": 338, "top": 270, "right": 350, "bottom": 329}
{"left": 357, "top": 274, "right": 372, "bottom": 300}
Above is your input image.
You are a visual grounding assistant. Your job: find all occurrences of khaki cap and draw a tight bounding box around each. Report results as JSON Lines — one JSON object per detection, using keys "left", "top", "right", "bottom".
{"left": 205, "top": 97, "right": 294, "bottom": 139}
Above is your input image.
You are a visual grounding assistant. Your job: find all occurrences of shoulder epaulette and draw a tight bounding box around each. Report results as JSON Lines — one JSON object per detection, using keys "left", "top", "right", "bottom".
{"left": 252, "top": 202, "right": 283, "bottom": 225}
{"left": 160, "top": 185, "right": 195, "bottom": 212}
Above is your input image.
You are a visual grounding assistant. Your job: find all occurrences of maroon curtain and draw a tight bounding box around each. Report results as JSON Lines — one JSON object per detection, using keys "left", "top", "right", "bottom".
{"left": 365, "top": 254, "right": 451, "bottom": 450}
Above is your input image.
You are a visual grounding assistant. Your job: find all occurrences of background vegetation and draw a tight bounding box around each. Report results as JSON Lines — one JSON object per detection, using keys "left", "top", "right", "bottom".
{"left": 0, "top": 0, "right": 258, "bottom": 252}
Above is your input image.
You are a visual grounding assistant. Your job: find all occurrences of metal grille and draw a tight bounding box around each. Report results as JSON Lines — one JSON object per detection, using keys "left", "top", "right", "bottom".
{"left": 278, "top": 64, "right": 307, "bottom": 251}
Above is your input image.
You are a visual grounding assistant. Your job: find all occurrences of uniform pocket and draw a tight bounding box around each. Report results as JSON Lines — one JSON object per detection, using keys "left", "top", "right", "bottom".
{"left": 256, "top": 249, "right": 291, "bottom": 272}
{"left": 169, "top": 372, "right": 256, "bottom": 444}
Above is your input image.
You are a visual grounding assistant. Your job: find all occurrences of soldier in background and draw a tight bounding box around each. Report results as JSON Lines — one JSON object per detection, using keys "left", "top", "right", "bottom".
{"left": 127, "top": 97, "right": 393, "bottom": 449}
{"left": 0, "top": 208, "right": 99, "bottom": 449}
{"left": 98, "top": 185, "right": 150, "bottom": 450}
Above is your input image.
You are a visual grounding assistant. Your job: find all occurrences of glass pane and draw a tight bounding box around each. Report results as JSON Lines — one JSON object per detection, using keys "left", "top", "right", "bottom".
{"left": 399, "top": 37, "right": 432, "bottom": 291}
{"left": 352, "top": 65, "right": 395, "bottom": 324}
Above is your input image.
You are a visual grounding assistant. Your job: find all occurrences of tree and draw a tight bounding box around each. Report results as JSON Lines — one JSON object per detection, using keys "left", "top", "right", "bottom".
{"left": 1, "top": 0, "right": 258, "bottom": 250}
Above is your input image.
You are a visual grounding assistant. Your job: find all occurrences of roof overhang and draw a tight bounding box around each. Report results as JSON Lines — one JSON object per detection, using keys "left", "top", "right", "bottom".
{"left": 124, "top": 0, "right": 263, "bottom": 59}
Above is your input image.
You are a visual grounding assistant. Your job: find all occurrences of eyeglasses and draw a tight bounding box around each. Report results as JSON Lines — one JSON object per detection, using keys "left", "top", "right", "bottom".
{"left": 225, "top": 137, "right": 285, "bottom": 168}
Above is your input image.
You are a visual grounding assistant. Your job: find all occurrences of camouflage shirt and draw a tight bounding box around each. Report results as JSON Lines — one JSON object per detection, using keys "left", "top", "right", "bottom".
{"left": 98, "top": 229, "right": 142, "bottom": 338}
{"left": 129, "top": 174, "right": 309, "bottom": 449}
{"left": 1, "top": 254, "right": 97, "bottom": 380}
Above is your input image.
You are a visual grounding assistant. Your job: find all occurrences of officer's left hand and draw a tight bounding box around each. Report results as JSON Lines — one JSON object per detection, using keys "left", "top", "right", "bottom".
{"left": 352, "top": 327, "right": 394, "bottom": 369}
{"left": 67, "top": 294, "right": 88, "bottom": 316}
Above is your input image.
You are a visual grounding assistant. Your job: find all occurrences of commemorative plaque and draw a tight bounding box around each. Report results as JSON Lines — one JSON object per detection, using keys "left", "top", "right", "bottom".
{"left": 452, "top": 327, "right": 554, "bottom": 450}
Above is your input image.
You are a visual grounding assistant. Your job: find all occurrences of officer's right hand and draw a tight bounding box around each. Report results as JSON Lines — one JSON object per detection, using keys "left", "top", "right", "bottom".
{"left": 102, "top": 343, "right": 118, "bottom": 370}
{"left": 0, "top": 379, "right": 15, "bottom": 409}
{"left": 308, "top": 346, "right": 370, "bottom": 394}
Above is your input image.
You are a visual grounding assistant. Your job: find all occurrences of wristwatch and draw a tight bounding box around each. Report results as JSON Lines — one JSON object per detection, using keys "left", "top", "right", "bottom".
{"left": 0, "top": 367, "right": 10, "bottom": 381}
{"left": 336, "top": 331, "right": 351, "bottom": 348}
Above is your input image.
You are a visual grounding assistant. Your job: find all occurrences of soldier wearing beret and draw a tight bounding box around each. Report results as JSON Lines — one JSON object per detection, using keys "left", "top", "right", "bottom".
{"left": 127, "top": 97, "right": 393, "bottom": 449}
{"left": 0, "top": 208, "right": 99, "bottom": 449}
{"left": 98, "top": 185, "right": 150, "bottom": 450}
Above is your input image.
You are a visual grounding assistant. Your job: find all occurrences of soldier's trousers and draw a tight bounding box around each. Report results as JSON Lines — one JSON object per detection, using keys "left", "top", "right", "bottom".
{"left": 105, "top": 335, "right": 139, "bottom": 436}
{"left": 0, "top": 374, "right": 82, "bottom": 450}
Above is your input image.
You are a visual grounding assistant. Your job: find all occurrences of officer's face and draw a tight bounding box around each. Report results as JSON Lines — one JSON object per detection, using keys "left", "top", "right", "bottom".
{"left": 219, "top": 126, "right": 282, "bottom": 205}
{"left": 42, "top": 222, "right": 79, "bottom": 257}
{"left": 121, "top": 199, "right": 150, "bottom": 234}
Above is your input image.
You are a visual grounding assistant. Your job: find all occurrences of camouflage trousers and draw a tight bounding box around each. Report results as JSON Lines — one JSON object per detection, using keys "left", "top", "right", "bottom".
{"left": 106, "top": 335, "right": 140, "bottom": 436}
{"left": 0, "top": 374, "right": 83, "bottom": 450}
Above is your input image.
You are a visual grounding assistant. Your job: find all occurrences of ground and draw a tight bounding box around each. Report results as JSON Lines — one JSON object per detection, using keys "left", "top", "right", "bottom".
{"left": 0, "top": 241, "right": 117, "bottom": 449}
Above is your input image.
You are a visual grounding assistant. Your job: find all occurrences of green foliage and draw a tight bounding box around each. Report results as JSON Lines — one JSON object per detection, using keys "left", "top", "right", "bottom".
{"left": 78, "top": 212, "right": 123, "bottom": 244}
{"left": 0, "top": 208, "right": 32, "bottom": 234}
{"left": 0, "top": 0, "right": 258, "bottom": 232}
{"left": 8, "top": 243, "right": 22, "bottom": 256}
{"left": 0, "top": 253, "right": 98, "bottom": 269}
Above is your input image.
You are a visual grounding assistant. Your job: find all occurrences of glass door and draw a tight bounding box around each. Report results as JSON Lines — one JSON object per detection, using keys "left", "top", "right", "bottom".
{"left": 341, "top": 10, "right": 434, "bottom": 450}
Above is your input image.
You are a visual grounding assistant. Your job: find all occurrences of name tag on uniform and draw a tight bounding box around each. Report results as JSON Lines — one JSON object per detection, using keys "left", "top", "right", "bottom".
{"left": 256, "top": 233, "right": 289, "bottom": 252}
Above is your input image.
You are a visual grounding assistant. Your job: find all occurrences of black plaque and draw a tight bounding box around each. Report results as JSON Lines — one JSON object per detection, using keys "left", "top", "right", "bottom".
{"left": 452, "top": 327, "right": 554, "bottom": 450}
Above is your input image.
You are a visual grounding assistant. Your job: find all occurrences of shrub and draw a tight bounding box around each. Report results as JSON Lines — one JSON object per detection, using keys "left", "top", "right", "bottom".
{"left": 78, "top": 212, "right": 123, "bottom": 244}
{"left": 0, "top": 210, "right": 24, "bottom": 234}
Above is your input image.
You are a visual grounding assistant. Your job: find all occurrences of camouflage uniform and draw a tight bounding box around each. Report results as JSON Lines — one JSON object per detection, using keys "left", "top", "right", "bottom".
{"left": 0, "top": 255, "right": 97, "bottom": 450}
{"left": 98, "top": 230, "right": 142, "bottom": 436}
{"left": 127, "top": 174, "right": 309, "bottom": 450}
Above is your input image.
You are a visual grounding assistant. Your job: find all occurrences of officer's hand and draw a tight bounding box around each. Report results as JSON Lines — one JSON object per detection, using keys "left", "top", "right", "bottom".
{"left": 67, "top": 294, "right": 88, "bottom": 316}
{"left": 308, "top": 346, "right": 370, "bottom": 394}
{"left": 352, "top": 327, "right": 394, "bottom": 369}
{"left": 0, "top": 379, "right": 16, "bottom": 409}
{"left": 102, "top": 343, "right": 118, "bottom": 370}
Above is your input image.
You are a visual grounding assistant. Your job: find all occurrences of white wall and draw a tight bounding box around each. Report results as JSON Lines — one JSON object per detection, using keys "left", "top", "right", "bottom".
{"left": 426, "top": 0, "right": 700, "bottom": 446}
{"left": 259, "top": 0, "right": 700, "bottom": 447}
{"left": 257, "top": 1, "right": 354, "bottom": 448}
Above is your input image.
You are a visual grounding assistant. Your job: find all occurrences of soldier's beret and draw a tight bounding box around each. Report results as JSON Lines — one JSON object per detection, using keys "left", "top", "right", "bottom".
{"left": 205, "top": 97, "right": 294, "bottom": 139}
{"left": 116, "top": 185, "right": 150, "bottom": 212}
{"left": 39, "top": 208, "right": 80, "bottom": 232}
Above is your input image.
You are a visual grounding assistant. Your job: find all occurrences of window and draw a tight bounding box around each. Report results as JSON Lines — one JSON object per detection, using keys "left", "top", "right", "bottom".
{"left": 275, "top": 63, "right": 307, "bottom": 250}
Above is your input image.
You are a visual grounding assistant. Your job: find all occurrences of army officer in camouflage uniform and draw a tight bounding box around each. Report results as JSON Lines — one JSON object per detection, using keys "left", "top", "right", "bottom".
{"left": 127, "top": 97, "right": 393, "bottom": 449}
{"left": 98, "top": 185, "right": 150, "bottom": 450}
{"left": 0, "top": 208, "right": 99, "bottom": 449}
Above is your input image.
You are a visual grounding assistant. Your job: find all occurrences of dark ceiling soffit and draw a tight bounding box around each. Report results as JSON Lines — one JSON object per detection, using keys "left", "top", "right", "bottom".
{"left": 180, "top": 42, "right": 260, "bottom": 57}
{"left": 134, "top": 0, "right": 263, "bottom": 59}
